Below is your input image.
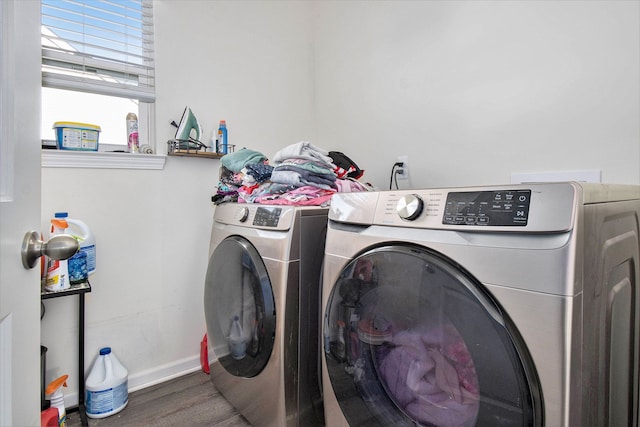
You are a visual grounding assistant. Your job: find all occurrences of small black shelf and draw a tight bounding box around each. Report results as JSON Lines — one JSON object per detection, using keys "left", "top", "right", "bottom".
{"left": 41, "top": 281, "right": 91, "bottom": 299}
{"left": 41, "top": 281, "right": 91, "bottom": 427}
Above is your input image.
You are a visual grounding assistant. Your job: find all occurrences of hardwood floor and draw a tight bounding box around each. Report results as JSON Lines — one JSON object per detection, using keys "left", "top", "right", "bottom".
{"left": 65, "top": 371, "right": 252, "bottom": 427}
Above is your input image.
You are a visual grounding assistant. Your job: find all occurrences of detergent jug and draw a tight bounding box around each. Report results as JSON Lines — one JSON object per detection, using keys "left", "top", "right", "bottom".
{"left": 86, "top": 347, "right": 129, "bottom": 418}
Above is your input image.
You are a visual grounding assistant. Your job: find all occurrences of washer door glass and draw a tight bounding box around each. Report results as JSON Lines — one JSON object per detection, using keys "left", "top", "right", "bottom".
{"left": 204, "top": 235, "right": 275, "bottom": 378}
{"left": 324, "top": 244, "right": 542, "bottom": 427}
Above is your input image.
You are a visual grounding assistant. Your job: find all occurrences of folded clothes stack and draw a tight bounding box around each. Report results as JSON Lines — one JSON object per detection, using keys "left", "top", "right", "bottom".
{"left": 212, "top": 148, "right": 269, "bottom": 205}
{"left": 212, "top": 141, "right": 372, "bottom": 206}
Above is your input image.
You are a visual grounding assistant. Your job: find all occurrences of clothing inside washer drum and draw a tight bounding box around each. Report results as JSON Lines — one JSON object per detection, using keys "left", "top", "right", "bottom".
{"left": 374, "top": 322, "right": 479, "bottom": 427}
{"left": 335, "top": 255, "right": 480, "bottom": 427}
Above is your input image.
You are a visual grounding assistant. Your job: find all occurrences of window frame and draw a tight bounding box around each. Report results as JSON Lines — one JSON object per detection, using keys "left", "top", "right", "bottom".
{"left": 40, "top": 0, "right": 162, "bottom": 169}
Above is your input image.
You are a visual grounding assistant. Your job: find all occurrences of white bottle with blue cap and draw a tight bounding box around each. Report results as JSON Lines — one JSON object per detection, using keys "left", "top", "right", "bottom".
{"left": 85, "top": 347, "right": 128, "bottom": 418}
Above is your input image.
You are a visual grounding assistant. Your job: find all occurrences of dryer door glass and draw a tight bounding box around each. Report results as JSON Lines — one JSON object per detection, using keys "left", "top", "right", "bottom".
{"left": 324, "top": 244, "right": 541, "bottom": 427}
{"left": 204, "top": 235, "right": 276, "bottom": 378}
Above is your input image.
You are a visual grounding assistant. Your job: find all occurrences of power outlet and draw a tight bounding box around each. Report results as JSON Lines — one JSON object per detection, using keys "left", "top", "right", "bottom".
{"left": 396, "top": 155, "right": 409, "bottom": 180}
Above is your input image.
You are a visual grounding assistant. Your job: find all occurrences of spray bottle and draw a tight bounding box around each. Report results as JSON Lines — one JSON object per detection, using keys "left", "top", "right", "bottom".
{"left": 45, "top": 375, "right": 68, "bottom": 427}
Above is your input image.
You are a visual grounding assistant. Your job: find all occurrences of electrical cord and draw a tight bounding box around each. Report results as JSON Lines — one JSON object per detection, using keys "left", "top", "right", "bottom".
{"left": 389, "top": 162, "right": 404, "bottom": 190}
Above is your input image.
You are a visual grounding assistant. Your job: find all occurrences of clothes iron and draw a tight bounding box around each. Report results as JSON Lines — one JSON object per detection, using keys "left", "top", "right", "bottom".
{"left": 175, "top": 106, "right": 202, "bottom": 143}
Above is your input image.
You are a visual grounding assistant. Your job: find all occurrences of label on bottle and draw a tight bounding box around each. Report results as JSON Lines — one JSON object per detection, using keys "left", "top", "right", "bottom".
{"left": 68, "top": 251, "right": 88, "bottom": 284}
{"left": 214, "top": 131, "right": 221, "bottom": 154}
{"left": 45, "top": 259, "right": 70, "bottom": 291}
{"left": 86, "top": 380, "right": 129, "bottom": 415}
{"left": 81, "top": 244, "right": 96, "bottom": 274}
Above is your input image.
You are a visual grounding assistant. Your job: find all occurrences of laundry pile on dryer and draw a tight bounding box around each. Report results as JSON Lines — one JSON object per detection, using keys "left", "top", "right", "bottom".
{"left": 212, "top": 141, "right": 371, "bottom": 205}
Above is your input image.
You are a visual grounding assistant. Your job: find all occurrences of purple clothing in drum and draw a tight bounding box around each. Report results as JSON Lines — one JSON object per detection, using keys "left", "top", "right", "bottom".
{"left": 378, "top": 325, "right": 479, "bottom": 427}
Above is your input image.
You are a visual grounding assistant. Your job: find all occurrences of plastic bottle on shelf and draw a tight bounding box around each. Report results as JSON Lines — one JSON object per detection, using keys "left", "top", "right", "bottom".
{"left": 45, "top": 374, "right": 68, "bottom": 427}
{"left": 65, "top": 217, "right": 96, "bottom": 276}
{"left": 217, "top": 120, "right": 228, "bottom": 154}
{"left": 44, "top": 213, "right": 71, "bottom": 292}
{"left": 228, "top": 315, "right": 246, "bottom": 360}
{"left": 85, "top": 347, "right": 129, "bottom": 419}
{"left": 68, "top": 250, "right": 88, "bottom": 285}
{"left": 126, "top": 112, "right": 139, "bottom": 153}
{"left": 209, "top": 128, "right": 218, "bottom": 153}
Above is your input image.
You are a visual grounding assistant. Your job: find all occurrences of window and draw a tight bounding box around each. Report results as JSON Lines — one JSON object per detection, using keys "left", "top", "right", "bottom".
{"left": 40, "top": 0, "right": 155, "bottom": 152}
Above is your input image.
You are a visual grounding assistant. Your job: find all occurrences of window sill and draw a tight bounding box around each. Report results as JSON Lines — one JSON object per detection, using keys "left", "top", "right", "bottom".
{"left": 41, "top": 150, "right": 166, "bottom": 170}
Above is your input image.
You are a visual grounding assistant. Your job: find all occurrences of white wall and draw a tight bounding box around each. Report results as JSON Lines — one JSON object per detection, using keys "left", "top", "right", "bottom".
{"left": 153, "top": 0, "right": 316, "bottom": 152}
{"left": 41, "top": 0, "right": 639, "bottom": 406}
{"left": 314, "top": 0, "right": 640, "bottom": 188}
{"left": 41, "top": 0, "right": 315, "bottom": 405}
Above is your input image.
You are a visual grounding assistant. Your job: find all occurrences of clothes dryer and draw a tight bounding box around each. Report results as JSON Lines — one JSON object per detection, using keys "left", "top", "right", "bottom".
{"left": 321, "top": 182, "right": 640, "bottom": 426}
{"left": 204, "top": 203, "right": 327, "bottom": 427}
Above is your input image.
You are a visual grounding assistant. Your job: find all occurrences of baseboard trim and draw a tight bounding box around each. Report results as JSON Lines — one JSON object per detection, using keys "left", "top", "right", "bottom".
{"left": 62, "top": 355, "right": 205, "bottom": 409}
{"left": 128, "top": 355, "right": 203, "bottom": 392}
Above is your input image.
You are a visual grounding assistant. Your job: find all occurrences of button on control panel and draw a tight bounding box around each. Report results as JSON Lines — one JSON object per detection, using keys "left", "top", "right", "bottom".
{"left": 443, "top": 189, "right": 531, "bottom": 226}
{"left": 238, "top": 207, "right": 250, "bottom": 222}
{"left": 396, "top": 194, "right": 424, "bottom": 221}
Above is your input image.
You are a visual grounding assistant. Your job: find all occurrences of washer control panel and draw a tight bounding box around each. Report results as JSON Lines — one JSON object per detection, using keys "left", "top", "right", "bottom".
{"left": 354, "top": 183, "right": 578, "bottom": 232}
{"left": 443, "top": 189, "right": 531, "bottom": 226}
{"left": 252, "top": 206, "right": 283, "bottom": 227}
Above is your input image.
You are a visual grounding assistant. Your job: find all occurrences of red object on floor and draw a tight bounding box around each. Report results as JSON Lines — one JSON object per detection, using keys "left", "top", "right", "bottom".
{"left": 41, "top": 407, "right": 58, "bottom": 427}
{"left": 200, "top": 333, "right": 210, "bottom": 374}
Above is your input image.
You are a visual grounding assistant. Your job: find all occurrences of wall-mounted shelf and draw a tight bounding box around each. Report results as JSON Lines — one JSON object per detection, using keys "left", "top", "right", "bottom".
{"left": 168, "top": 149, "right": 223, "bottom": 159}
{"left": 166, "top": 139, "right": 234, "bottom": 159}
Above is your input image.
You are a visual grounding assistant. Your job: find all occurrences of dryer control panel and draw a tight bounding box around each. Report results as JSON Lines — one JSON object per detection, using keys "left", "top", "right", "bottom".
{"left": 215, "top": 203, "right": 329, "bottom": 231}
{"left": 443, "top": 189, "right": 531, "bottom": 226}
{"left": 214, "top": 204, "right": 292, "bottom": 230}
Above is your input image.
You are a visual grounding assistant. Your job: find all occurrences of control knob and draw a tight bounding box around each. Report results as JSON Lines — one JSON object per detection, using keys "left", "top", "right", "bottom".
{"left": 238, "top": 207, "right": 250, "bottom": 222}
{"left": 397, "top": 194, "right": 424, "bottom": 221}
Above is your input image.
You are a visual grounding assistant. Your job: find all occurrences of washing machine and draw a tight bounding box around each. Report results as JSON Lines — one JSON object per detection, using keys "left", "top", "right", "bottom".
{"left": 204, "top": 203, "right": 327, "bottom": 427}
{"left": 321, "top": 182, "right": 640, "bottom": 427}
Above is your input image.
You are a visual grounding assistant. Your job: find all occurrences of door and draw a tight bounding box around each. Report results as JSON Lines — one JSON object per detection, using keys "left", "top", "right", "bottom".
{"left": 323, "top": 244, "right": 543, "bottom": 427}
{"left": 204, "top": 235, "right": 276, "bottom": 377}
{"left": 0, "top": 1, "right": 43, "bottom": 426}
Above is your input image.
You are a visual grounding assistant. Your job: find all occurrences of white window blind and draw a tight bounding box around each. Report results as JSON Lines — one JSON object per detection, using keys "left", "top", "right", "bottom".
{"left": 41, "top": 0, "right": 155, "bottom": 103}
